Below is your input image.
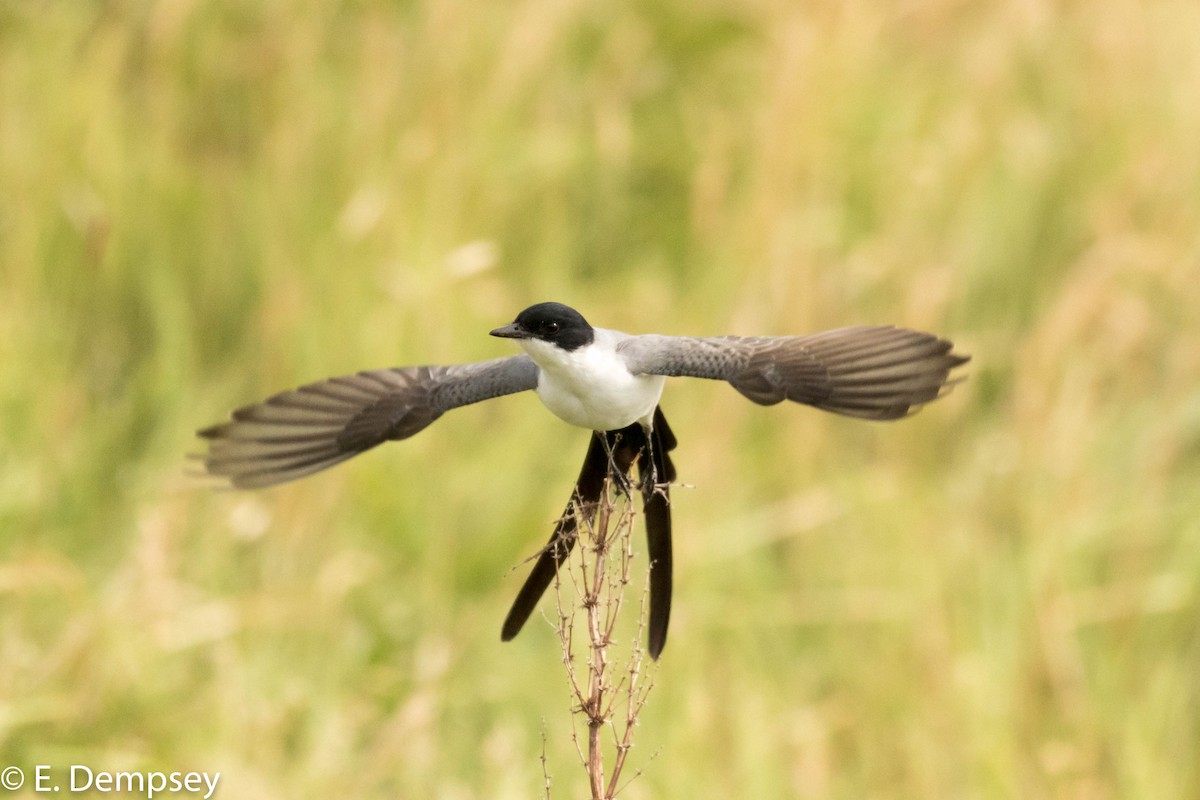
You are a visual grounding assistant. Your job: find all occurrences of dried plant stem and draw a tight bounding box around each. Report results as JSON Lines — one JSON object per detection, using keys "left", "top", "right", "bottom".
{"left": 554, "top": 476, "right": 656, "bottom": 800}
{"left": 540, "top": 725, "right": 552, "bottom": 799}
{"left": 584, "top": 482, "right": 612, "bottom": 797}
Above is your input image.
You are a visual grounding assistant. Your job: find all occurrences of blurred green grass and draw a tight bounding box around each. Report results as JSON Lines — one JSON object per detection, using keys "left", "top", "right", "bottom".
{"left": 3, "top": 1, "right": 1199, "bottom": 797}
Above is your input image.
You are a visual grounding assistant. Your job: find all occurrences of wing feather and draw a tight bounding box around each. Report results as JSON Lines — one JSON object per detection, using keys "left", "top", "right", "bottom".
{"left": 196, "top": 355, "right": 538, "bottom": 489}
{"left": 618, "top": 326, "right": 969, "bottom": 420}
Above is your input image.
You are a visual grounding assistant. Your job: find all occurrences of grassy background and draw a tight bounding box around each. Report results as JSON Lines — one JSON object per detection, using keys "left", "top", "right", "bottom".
{"left": 3, "top": 1, "right": 1199, "bottom": 797}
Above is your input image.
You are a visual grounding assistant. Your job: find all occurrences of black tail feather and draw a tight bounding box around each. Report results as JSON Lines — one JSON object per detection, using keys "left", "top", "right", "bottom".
{"left": 500, "top": 426, "right": 639, "bottom": 642}
{"left": 500, "top": 406, "right": 678, "bottom": 659}
{"left": 641, "top": 407, "right": 675, "bottom": 659}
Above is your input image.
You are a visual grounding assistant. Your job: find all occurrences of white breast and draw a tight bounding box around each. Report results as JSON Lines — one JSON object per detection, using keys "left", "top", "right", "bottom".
{"left": 520, "top": 330, "right": 665, "bottom": 431}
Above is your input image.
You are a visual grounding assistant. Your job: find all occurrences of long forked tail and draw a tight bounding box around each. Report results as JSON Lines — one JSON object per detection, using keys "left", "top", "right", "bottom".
{"left": 501, "top": 407, "right": 678, "bottom": 659}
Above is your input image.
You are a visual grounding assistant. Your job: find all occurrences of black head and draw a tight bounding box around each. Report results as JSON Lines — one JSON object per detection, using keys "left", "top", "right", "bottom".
{"left": 489, "top": 302, "right": 594, "bottom": 351}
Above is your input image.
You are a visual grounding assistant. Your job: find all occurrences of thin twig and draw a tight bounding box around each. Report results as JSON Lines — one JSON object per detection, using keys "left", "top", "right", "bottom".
{"left": 553, "top": 471, "right": 659, "bottom": 799}
{"left": 585, "top": 483, "right": 611, "bottom": 799}
{"left": 540, "top": 722, "right": 552, "bottom": 800}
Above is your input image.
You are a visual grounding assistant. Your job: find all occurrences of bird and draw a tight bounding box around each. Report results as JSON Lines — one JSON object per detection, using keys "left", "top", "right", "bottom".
{"left": 196, "top": 302, "right": 969, "bottom": 659}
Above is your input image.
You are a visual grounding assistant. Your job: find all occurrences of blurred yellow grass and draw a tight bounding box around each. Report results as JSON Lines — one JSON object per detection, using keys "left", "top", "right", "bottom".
{"left": 2, "top": 1, "right": 1198, "bottom": 797}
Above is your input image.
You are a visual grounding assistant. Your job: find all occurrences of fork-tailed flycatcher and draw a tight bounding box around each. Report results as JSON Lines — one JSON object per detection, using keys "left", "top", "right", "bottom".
{"left": 197, "top": 302, "right": 969, "bottom": 659}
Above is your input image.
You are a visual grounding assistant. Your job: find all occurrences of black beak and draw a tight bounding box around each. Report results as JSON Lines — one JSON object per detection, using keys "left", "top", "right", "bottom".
{"left": 489, "top": 322, "right": 528, "bottom": 339}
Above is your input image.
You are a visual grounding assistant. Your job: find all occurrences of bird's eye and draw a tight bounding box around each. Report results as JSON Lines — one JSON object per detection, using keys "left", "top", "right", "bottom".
{"left": 545, "top": 321, "right": 560, "bottom": 334}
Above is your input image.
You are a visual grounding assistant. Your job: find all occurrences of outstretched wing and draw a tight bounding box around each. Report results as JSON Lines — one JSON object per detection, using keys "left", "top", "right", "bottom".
{"left": 197, "top": 355, "right": 539, "bottom": 489}
{"left": 618, "top": 326, "right": 968, "bottom": 420}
